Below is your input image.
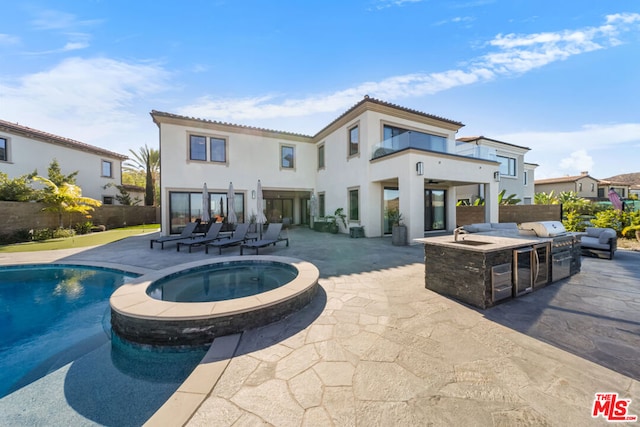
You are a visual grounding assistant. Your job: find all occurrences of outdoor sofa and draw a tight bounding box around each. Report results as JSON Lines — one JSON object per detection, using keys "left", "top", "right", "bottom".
{"left": 580, "top": 227, "right": 617, "bottom": 259}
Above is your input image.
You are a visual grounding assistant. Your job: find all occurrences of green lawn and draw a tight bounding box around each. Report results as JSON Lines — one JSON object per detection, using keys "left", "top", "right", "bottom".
{"left": 0, "top": 224, "right": 160, "bottom": 253}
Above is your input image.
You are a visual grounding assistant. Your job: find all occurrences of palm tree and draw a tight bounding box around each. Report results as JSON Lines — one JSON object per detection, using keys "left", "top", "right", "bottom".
{"left": 125, "top": 145, "right": 159, "bottom": 206}
{"left": 33, "top": 176, "right": 102, "bottom": 228}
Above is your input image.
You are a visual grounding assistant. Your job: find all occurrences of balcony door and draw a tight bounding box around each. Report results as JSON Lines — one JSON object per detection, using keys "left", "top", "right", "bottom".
{"left": 424, "top": 189, "right": 446, "bottom": 231}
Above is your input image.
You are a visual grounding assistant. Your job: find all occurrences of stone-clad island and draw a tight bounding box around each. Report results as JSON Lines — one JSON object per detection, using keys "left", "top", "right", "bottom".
{"left": 415, "top": 230, "right": 581, "bottom": 309}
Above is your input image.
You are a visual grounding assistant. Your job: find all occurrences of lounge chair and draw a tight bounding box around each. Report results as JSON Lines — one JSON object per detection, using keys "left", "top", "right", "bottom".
{"left": 205, "top": 223, "right": 251, "bottom": 255}
{"left": 150, "top": 222, "right": 198, "bottom": 249}
{"left": 240, "top": 223, "right": 289, "bottom": 255}
{"left": 176, "top": 223, "right": 224, "bottom": 252}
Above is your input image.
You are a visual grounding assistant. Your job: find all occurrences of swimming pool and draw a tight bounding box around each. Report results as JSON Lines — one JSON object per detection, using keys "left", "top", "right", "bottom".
{"left": 111, "top": 256, "right": 319, "bottom": 346}
{"left": 0, "top": 263, "right": 212, "bottom": 425}
{"left": 0, "top": 264, "right": 138, "bottom": 398}
{"left": 147, "top": 260, "right": 299, "bottom": 302}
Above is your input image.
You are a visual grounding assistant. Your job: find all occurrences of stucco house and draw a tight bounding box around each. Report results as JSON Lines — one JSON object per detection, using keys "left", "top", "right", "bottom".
{"left": 535, "top": 171, "right": 631, "bottom": 201}
{"left": 151, "top": 96, "right": 531, "bottom": 243}
{"left": 0, "top": 119, "right": 127, "bottom": 204}
{"left": 455, "top": 136, "right": 536, "bottom": 205}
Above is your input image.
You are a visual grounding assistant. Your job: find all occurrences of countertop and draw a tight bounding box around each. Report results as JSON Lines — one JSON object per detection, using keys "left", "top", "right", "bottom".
{"left": 415, "top": 232, "right": 549, "bottom": 253}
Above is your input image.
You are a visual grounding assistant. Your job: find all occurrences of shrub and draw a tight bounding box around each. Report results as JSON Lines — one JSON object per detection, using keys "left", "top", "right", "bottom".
{"left": 52, "top": 228, "right": 75, "bottom": 239}
{"left": 74, "top": 221, "right": 93, "bottom": 235}
{"left": 32, "top": 228, "right": 55, "bottom": 241}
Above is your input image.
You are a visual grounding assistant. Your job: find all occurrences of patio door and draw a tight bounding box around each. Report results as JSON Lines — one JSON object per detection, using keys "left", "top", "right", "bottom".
{"left": 424, "top": 189, "right": 446, "bottom": 231}
{"left": 383, "top": 187, "right": 399, "bottom": 235}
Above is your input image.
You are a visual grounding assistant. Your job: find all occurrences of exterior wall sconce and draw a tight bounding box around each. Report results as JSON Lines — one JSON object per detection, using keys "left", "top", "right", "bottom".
{"left": 494, "top": 171, "right": 501, "bottom": 182}
{"left": 251, "top": 190, "right": 256, "bottom": 199}
{"left": 416, "top": 161, "right": 424, "bottom": 176}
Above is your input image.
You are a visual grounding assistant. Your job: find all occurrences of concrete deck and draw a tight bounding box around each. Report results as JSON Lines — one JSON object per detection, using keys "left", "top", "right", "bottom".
{"left": 2, "top": 227, "right": 639, "bottom": 426}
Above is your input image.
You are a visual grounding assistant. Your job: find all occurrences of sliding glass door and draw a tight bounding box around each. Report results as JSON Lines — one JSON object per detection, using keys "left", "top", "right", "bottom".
{"left": 424, "top": 189, "right": 446, "bottom": 231}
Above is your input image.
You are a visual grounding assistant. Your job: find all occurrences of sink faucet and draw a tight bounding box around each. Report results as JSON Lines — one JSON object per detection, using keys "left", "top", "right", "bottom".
{"left": 453, "top": 226, "right": 468, "bottom": 241}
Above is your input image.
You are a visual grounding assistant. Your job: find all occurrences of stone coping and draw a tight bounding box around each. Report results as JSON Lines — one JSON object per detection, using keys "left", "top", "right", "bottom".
{"left": 110, "top": 255, "right": 319, "bottom": 321}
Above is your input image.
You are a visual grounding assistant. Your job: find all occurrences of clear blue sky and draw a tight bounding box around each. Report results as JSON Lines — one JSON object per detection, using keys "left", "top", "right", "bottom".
{"left": 1, "top": 1, "right": 639, "bottom": 180}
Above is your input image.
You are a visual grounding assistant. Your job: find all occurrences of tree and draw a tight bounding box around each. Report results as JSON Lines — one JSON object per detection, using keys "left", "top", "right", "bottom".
{"left": 47, "top": 159, "right": 78, "bottom": 187}
{"left": 33, "top": 176, "right": 102, "bottom": 228}
{"left": 0, "top": 171, "right": 37, "bottom": 201}
{"left": 125, "top": 145, "right": 159, "bottom": 206}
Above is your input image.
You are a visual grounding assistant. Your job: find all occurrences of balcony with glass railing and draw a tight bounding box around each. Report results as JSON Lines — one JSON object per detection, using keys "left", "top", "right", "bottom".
{"left": 370, "top": 132, "right": 497, "bottom": 162}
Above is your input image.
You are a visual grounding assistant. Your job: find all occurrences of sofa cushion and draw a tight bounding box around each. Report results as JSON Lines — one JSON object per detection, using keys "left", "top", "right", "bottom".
{"left": 598, "top": 229, "right": 617, "bottom": 244}
{"left": 491, "top": 222, "right": 518, "bottom": 230}
{"left": 581, "top": 236, "right": 611, "bottom": 250}
{"left": 465, "top": 223, "right": 493, "bottom": 233}
{"left": 585, "top": 227, "right": 602, "bottom": 238}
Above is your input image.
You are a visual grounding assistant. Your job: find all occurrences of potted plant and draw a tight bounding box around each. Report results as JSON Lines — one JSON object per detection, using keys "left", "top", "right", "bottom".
{"left": 387, "top": 208, "right": 407, "bottom": 246}
{"left": 326, "top": 208, "right": 347, "bottom": 234}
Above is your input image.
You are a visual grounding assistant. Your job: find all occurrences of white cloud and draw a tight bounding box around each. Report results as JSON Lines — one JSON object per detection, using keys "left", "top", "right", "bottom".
{"left": 559, "top": 150, "right": 594, "bottom": 173}
{"left": 29, "top": 9, "right": 101, "bottom": 31}
{"left": 0, "top": 33, "right": 20, "bottom": 45}
{"left": 0, "top": 57, "right": 171, "bottom": 150}
{"left": 177, "top": 13, "right": 640, "bottom": 124}
{"left": 372, "top": 0, "right": 424, "bottom": 10}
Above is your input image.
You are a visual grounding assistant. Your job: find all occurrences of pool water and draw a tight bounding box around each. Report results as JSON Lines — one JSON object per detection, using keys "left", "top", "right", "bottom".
{"left": 0, "top": 264, "right": 207, "bottom": 421}
{"left": 147, "top": 260, "right": 299, "bottom": 302}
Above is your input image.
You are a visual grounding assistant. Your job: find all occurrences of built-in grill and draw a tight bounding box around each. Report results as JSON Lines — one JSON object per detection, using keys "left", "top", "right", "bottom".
{"left": 519, "top": 221, "right": 575, "bottom": 281}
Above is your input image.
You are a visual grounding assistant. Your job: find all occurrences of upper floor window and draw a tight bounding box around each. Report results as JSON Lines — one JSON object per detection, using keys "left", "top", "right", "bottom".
{"left": 101, "top": 160, "right": 113, "bottom": 178}
{"left": 318, "top": 144, "right": 325, "bottom": 169}
{"left": 578, "top": 182, "right": 583, "bottom": 191}
{"left": 523, "top": 171, "right": 528, "bottom": 186}
{"left": 0, "top": 137, "right": 7, "bottom": 161}
{"left": 190, "top": 135, "right": 207, "bottom": 161}
{"left": 591, "top": 183, "right": 595, "bottom": 192}
{"left": 281, "top": 144, "right": 295, "bottom": 169}
{"left": 349, "top": 188, "right": 359, "bottom": 221}
{"left": 190, "top": 134, "right": 227, "bottom": 163}
{"left": 348, "top": 125, "right": 359, "bottom": 156}
{"left": 497, "top": 155, "right": 516, "bottom": 177}
{"left": 210, "top": 137, "right": 226, "bottom": 163}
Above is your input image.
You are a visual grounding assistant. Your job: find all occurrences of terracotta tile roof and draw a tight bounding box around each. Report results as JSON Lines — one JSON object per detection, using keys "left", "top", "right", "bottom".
{"left": 0, "top": 119, "right": 128, "bottom": 160}
{"left": 456, "top": 135, "right": 531, "bottom": 151}
{"left": 314, "top": 96, "right": 464, "bottom": 138}
{"left": 150, "top": 110, "right": 313, "bottom": 139}
{"left": 534, "top": 174, "right": 597, "bottom": 184}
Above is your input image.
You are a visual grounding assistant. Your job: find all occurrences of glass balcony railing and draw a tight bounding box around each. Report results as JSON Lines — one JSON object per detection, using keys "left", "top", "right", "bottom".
{"left": 370, "top": 132, "right": 497, "bottom": 162}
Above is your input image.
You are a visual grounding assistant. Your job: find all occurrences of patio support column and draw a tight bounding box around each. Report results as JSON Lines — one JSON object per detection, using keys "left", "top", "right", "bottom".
{"left": 447, "top": 186, "right": 458, "bottom": 230}
{"left": 399, "top": 171, "right": 425, "bottom": 244}
{"left": 484, "top": 181, "right": 500, "bottom": 223}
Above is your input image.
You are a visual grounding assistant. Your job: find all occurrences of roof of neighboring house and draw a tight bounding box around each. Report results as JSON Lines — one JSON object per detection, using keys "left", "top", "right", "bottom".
{"left": 0, "top": 119, "right": 128, "bottom": 160}
{"left": 534, "top": 173, "right": 599, "bottom": 185}
{"left": 456, "top": 135, "right": 531, "bottom": 151}
{"left": 597, "top": 179, "right": 630, "bottom": 187}
{"left": 121, "top": 184, "right": 145, "bottom": 192}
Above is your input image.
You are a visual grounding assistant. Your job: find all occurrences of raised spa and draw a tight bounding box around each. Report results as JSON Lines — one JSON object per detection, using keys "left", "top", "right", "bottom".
{"left": 110, "top": 256, "right": 319, "bottom": 346}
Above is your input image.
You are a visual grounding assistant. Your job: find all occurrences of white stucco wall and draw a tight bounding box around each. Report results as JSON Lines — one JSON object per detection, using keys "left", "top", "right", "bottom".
{"left": 0, "top": 131, "right": 123, "bottom": 202}
{"left": 158, "top": 121, "right": 316, "bottom": 233}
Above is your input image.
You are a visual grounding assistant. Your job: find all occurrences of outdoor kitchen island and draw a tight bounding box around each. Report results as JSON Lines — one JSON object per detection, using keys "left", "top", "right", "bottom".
{"left": 415, "top": 229, "right": 581, "bottom": 309}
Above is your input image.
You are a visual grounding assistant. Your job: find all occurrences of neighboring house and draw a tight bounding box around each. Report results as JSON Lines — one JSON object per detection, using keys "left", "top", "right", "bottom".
{"left": 534, "top": 171, "right": 600, "bottom": 200}
{"left": 0, "top": 119, "right": 128, "bottom": 204}
{"left": 535, "top": 171, "right": 632, "bottom": 201}
{"left": 631, "top": 184, "right": 640, "bottom": 199}
{"left": 595, "top": 179, "right": 630, "bottom": 199}
{"left": 120, "top": 184, "right": 146, "bottom": 206}
{"left": 455, "top": 136, "right": 536, "bottom": 205}
{"left": 152, "top": 96, "right": 508, "bottom": 243}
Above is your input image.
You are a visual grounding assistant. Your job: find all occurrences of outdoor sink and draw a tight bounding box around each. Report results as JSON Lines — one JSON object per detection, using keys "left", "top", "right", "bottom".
{"left": 451, "top": 240, "right": 492, "bottom": 246}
